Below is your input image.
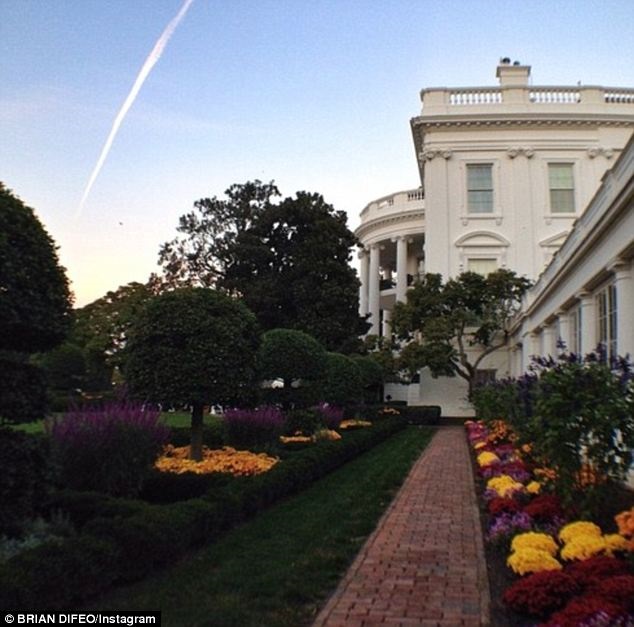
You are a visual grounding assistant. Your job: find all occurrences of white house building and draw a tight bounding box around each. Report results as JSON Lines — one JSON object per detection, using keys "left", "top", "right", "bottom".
{"left": 356, "top": 61, "right": 634, "bottom": 415}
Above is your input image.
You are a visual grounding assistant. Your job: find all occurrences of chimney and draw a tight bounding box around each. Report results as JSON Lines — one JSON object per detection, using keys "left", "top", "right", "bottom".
{"left": 496, "top": 59, "right": 531, "bottom": 86}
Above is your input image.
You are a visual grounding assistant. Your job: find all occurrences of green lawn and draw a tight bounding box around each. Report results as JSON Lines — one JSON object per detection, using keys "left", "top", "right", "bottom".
{"left": 88, "top": 426, "right": 435, "bottom": 626}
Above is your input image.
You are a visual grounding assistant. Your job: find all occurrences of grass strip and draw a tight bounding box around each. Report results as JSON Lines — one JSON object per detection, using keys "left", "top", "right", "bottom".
{"left": 88, "top": 426, "right": 435, "bottom": 626}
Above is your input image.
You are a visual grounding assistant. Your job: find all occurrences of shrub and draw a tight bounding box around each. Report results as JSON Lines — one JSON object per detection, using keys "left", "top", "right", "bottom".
{"left": 503, "top": 570, "right": 581, "bottom": 617}
{"left": 223, "top": 406, "right": 285, "bottom": 446}
{"left": 284, "top": 408, "right": 323, "bottom": 435}
{"left": 0, "top": 428, "right": 53, "bottom": 536}
{"left": 321, "top": 352, "right": 363, "bottom": 406}
{"left": 50, "top": 400, "right": 169, "bottom": 497}
{"left": 313, "top": 402, "right": 344, "bottom": 430}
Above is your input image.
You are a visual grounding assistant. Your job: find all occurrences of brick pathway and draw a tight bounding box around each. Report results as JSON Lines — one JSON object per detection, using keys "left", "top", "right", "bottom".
{"left": 313, "top": 427, "right": 490, "bottom": 627}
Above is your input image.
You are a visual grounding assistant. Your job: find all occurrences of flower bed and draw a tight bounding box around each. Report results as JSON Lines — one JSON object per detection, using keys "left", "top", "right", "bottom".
{"left": 0, "top": 416, "right": 405, "bottom": 610}
{"left": 155, "top": 445, "right": 278, "bottom": 476}
{"left": 466, "top": 419, "right": 634, "bottom": 626}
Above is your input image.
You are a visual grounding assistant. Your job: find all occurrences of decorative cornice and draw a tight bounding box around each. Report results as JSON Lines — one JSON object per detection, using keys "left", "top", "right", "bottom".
{"left": 354, "top": 211, "right": 425, "bottom": 242}
{"left": 506, "top": 146, "right": 535, "bottom": 158}
{"left": 411, "top": 113, "right": 634, "bottom": 131}
{"left": 418, "top": 148, "right": 453, "bottom": 162}
{"left": 587, "top": 146, "right": 615, "bottom": 159}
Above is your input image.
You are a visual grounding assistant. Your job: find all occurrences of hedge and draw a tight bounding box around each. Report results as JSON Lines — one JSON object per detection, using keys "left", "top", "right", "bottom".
{"left": 0, "top": 416, "right": 405, "bottom": 609}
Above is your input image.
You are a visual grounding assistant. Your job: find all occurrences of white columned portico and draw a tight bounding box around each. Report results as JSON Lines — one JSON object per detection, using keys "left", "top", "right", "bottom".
{"left": 395, "top": 236, "right": 409, "bottom": 303}
{"left": 611, "top": 259, "right": 634, "bottom": 357}
{"left": 368, "top": 244, "right": 381, "bottom": 335}
{"left": 358, "top": 249, "right": 369, "bottom": 316}
{"left": 556, "top": 310, "right": 571, "bottom": 352}
{"left": 578, "top": 291, "right": 596, "bottom": 355}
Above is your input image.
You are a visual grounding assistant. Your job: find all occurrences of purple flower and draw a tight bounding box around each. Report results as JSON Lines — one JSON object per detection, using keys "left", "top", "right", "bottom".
{"left": 487, "top": 512, "right": 533, "bottom": 543}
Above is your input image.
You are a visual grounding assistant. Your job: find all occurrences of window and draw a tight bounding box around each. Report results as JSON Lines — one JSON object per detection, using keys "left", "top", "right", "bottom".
{"left": 467, "top": 164, "right": 493, "bottom": 213}
{"left": 467, "top": 258, "right": 497, "bottom": 276}
{"left": 474, "top": 369, "right": 497, "bottom": 387}
{"left": 597, "top": 285, "right": 617, "bottom": 361}
{"left": 548, "top": 163, "right": 575, "bottom": 213}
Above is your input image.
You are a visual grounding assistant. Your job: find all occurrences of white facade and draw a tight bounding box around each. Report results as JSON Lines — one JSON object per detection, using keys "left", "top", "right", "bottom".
{"left": 356, "top": 62, "right": 634, "bottom": 415}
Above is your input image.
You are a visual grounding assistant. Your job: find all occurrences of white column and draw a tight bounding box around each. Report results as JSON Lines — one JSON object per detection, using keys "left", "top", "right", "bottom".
{"left": 368, "top": 244, "right": 381, "bottom": 336}
{"left": 578, "top": 291, "right": 596, "bottom": 356}
{"left": 521, "top": 331, "right": 537, "bottom": 372}
{"left": 382, "top": 309, "right": 392, "bottom": 341}
{"left": 557, "top": 310, "right": 571, "bottom": 353}
{"left": 611, "top": 259, "right": 634, "bottom": 357}
{"left": 395, "top": 236, "right": 409, "bottom": 303}
{"left": 358, "top": 249, "right": 369, "bottom": 316}
{"left": 542, "top": 324, "right": 557, "bottom": 357}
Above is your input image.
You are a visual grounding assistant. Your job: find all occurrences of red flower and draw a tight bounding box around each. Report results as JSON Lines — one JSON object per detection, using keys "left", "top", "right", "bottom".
{"left": 523, "top": 494, "right": 564, "bottom": 523}
{"left": 488, "top": 497, "right": 521, "bottom": 516}
{"left": 503, "top": 570, "right": 580, "bottom": 617}
{"left": 564, "top": 556, "right": 630, "bottom": 589}
{"left": 540, "top": 596, "right": 626, "bottom": 627}
{"left": 589, "top": 575, "right": 634, "bottom": 611}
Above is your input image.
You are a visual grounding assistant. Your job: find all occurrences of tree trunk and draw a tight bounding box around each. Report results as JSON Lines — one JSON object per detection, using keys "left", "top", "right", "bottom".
{"left": 190, "top": 402, "right": 204, "bottom": 462}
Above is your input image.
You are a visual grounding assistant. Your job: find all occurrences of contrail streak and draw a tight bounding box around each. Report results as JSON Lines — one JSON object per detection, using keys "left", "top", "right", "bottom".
{"left": 77, "top": 0, "right": 194, "bottom": 218}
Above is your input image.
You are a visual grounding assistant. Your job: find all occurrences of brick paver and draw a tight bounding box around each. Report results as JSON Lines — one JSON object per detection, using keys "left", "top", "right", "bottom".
{"left": 313, "top": 427, "right": 490, "bottom": 627}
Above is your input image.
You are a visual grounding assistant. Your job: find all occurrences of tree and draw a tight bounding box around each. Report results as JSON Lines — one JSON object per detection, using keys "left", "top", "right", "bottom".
{"left": 392, "top": 270, "right": 531, "bottom": 398}
{"left": 72, "top": 281, "right": 156, "bottom": 390}
{"left": 0, "top": 183, "right": 72, "bottom": 354}
{"left": 0, "top": 183, "right": 73, "bottom": 424}
{"left": 322, "top": 353, "right": 363, "bottom": 406}
{"left": 124, "top": 288, "right": 259, "bottom": 460}
{"left": 156, "top": 181, "right": 367, "bottom": 352}
{"left": 256, "top": 329, "right": 327, "bottom": 408}
{"left": 351, "top": 354, "right": 384, "bottom": 404}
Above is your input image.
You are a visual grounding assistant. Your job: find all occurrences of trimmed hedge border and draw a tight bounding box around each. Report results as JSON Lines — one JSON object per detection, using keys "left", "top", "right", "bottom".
{"left": 0, "top": 417, "right": 405, "bottom": 609}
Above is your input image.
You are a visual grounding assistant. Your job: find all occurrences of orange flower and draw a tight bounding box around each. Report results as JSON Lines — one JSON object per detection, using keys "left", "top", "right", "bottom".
{"left": 615, "top": 507, "right": 634, "bottom": 538}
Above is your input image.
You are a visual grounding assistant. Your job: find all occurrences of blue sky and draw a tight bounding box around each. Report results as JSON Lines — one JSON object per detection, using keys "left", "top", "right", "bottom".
{"left": 2, "top": 0, "right": 633, "bottom": 306}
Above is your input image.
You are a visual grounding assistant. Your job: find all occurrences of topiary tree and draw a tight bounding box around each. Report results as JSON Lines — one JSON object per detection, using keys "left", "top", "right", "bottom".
{"left": 256, "top": 328, "right": 327, "bottom": 408}
{"left": 322, "top": 352, "right": 363, "bottom": 407}
{"left": 0, "top": 183, "right": 73, "bottom": 424}
{"left": 351, "top": 354, "right": 384, "bottom": 404}
{"left": 124, "top": 288, "right": 260, "bottom": 460}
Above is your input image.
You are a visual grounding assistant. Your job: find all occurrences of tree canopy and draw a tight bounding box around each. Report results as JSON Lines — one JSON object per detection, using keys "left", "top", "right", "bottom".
{"left": 0, "top": 183, "right": 72, "bottom": 353}
{"left": 124, "top": 288, "right": 260, "bottom": 459}
{"left": 155, "top": 180, "right": 367, "bottom": 352}
{"left": 0, "top": 184, "right": 73, "bottom": 424}
{"left": 392, "top": 270, "right": 531, "bottom": 397}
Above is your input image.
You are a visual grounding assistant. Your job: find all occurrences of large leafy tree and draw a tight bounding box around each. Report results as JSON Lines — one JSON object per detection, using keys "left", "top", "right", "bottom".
{"left": 72, "top": 281, "right": 156, "bottom": 389}
{"left": 392, "top": 270, "right": 531, "bottom": 398}
{"left": 156, "top": 181, "right": 366, "bottom": 352}
{"left": 124, "top": 288, "right": 260, "bottom": 460}
{"left": 0, "top": 183, "right": 73, "bottom": 424}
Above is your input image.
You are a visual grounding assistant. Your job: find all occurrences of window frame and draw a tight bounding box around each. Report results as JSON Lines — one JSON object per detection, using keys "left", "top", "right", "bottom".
{"left": 547, "top": 162, "right": 576, "bottom": 215}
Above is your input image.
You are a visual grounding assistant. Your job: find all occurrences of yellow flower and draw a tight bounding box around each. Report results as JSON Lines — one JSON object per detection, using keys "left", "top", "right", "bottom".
{"left": 526, "top": 481, "right": 541, "bottom": 495}
{"left": 560, "top": 535, "right": 606, "bottom": 561}
{"left": 487, "top": 474, "right": 524, "bottom": 497}
{"left": 314, "top": 428, "right": 342, "bottom": 441}
{"left": 474, "top": 442, "right": 487, "bottom": 450}
{"left": 507, "top": 548, "right": 562, "bottom": 575}
{"left": 279, "top": 435, "right": 314, "bottom": 444}
{"left": 155, "top": 445, "right": 278, "bottom": 476}
{"left": 339, "top": 419, "right": 372, "bottom": 430}
{"left": 477, "top": 451, "right": 500, "bottom": 467}
{"left": 510, "top": 532, "right": 558, "bottom": 556}
{"left": 559, "top": 521, "right": 602, "bottom": 544}
{"left": 603, "top": 533, "right": 632, "bottom": 555}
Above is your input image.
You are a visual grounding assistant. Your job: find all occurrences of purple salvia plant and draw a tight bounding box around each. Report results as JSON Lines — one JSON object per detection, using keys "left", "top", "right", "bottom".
{"left": 51, "top": 399, "right": 169, "bottom": 450}
{"left": 487, "top": 511, "right": 533, "bottom": 544}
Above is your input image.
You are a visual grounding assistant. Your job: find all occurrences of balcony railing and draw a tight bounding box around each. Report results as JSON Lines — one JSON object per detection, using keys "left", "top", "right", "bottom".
{"left": 421, "top": 85, "right": 634, "bottom": 111}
